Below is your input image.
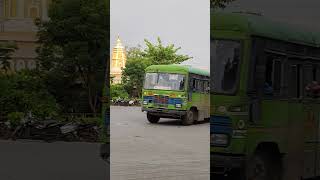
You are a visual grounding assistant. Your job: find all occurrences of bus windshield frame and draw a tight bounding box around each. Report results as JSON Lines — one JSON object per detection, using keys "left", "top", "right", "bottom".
{"left": 144, "top": 72, "right": 186, "bottom": 91}
{"left": 211, "top": 38, "right": 242, "bottom": 95}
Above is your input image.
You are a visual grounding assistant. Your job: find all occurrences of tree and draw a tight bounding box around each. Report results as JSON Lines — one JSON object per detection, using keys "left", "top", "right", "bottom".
{"left": 121, "top": 38, "right": 192, "bottom": 97}
{"left": 0, "top": 41, "right": 17, "bottom": 73}
{"left": 143, "top": 37, "right": 190, "bottom": 65}
{"left": 36, "top": 0, "right": 109, "bottom": 114}
{"left": 210, "top": 0, "right": 235, "bottom": 9}
{"left": 0, "top": 70, "right": 59, "bottom": 120}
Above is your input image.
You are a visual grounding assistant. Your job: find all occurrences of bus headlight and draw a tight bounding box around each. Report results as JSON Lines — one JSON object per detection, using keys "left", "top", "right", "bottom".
{"left": 175, "top": 104, "right": 182, "bottom": 108}
{"left": 143, "top": 101, "right": 148, "bottom": 105}
{"left": 211, "top": 134, "right": 228, "bottom": 146}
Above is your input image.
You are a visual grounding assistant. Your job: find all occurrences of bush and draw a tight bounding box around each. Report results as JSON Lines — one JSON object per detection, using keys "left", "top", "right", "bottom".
{"left": 7, "top": 112, "right": 24, "bottom": 128}
{"left": 0, "top": 70, "right": 60, "bottom": 120}
{"left": 111, "top": 84, "right": 129, "bottom": 99}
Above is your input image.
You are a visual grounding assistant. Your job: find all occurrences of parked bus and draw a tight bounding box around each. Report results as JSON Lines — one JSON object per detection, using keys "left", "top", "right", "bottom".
{"left": 141, "top": 64, "right": 210, "bottom": 125}
{"left": 211, "top": 12, "right": 320, "bottom": 180}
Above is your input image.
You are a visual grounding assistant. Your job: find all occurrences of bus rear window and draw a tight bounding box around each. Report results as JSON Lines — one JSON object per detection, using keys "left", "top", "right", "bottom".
{"left": 211, "top": 39, "right": 241, "bottom": 94}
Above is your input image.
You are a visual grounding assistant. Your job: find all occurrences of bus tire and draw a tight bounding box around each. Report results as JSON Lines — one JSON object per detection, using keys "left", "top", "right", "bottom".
{"left": 246, "top": 151, "right": 282, "bottom": 180}
{"left": 182, "top": 110, "right": 195, "bottom": 125}
{"left": 147, "top": 113, "right": 160, "bottom": 123}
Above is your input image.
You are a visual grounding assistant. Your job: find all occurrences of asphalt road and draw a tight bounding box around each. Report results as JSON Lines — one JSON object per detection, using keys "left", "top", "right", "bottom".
{"left": 0, "top": 140, "right": 108, "bottom": 180}
{"left": 111, "top": 106, "right": 210, "bottom": 180}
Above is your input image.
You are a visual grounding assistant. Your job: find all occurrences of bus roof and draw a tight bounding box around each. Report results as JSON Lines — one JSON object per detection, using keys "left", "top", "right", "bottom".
{"left": 145, "top": 64, "right": 210, "bottom": 77}
{"left": 211, "top": 12, "right": 320, "bottom": 47}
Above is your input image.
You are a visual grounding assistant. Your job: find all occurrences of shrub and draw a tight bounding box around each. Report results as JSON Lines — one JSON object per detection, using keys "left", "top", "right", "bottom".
{"left": 7, "top": 112, "right": 24, "bottom": 128}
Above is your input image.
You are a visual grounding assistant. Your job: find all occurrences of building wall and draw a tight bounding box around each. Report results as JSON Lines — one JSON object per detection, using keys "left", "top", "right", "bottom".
{"left": 0, "top": 0, "right": 49, "bottom": 72}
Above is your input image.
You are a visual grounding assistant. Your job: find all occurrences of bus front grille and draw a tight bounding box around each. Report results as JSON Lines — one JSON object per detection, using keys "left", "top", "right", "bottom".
{"left": 154, "top": 95, "right": 169, "bottom": 107}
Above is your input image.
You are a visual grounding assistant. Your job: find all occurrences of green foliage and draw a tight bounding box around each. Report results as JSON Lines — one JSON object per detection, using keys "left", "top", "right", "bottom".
{"left": 0, "top": 70, "right": 59, "bottom": 120}
{"left": 210, "top": 0, "right": 235, "bottom": 9}
{"left": 36, "top": 0, "right": 109, "bottom": 113}
{"left": 121, "top": 38, "right": 191, "bottom": 97}
{"left": 143, "top": 38, "right": 190, "bottom": 65}
{"left": 111, "top": 84, "right": 128, "bottom": 100}
{"left": 0, "top": 41, "right": 18, "bottom": 73}
{"left": 7, "top": 112, "right": 24, "bottom": 128}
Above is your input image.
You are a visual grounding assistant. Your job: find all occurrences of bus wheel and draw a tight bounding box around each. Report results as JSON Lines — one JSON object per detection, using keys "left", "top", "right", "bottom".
{"left": 247, "top": 151, "right": 282, "bottom": 180}
{"left": 147, "top": 113, "right": 160, "bottom": 123}
{"left": 182, "top": 110, "right": 195, "bottom": 125}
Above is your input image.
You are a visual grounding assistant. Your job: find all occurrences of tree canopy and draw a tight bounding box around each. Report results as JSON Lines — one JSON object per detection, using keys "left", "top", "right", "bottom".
{"left": 36, "top": 0, "right": 109, "bottom": 113}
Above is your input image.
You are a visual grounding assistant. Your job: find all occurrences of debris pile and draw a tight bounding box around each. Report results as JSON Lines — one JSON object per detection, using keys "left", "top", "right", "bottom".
{"left": 0, "top": 120, "right": 100, "bottom": 143}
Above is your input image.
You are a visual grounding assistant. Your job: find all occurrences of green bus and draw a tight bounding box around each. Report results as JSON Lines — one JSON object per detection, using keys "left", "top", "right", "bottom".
{"left": 211, "top": 12, "right": 320, "bottom": 180}
{"left": 141, "top": 64, "right": 210, "bottom": 125}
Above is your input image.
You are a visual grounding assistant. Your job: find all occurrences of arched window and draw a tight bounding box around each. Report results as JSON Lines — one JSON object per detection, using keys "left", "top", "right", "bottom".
{"left": 26, "top": 0, "right": 41, "bottom": 18}
{"left": 3, "top": 0, "right": 17, "bottom": 17}
{"left": 29, "top": 6, "right": 38, "bottom": 18}
{"left": 10, "top": 0, "right": 16, "bottom": 17}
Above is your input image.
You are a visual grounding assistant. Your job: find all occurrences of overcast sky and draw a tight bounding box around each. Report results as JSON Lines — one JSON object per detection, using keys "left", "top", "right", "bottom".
{"left": 111, "top": 0, "right": 320, "bottom": 71}
{"left": 224, "top": 0, "right": 320, "bottom": 31}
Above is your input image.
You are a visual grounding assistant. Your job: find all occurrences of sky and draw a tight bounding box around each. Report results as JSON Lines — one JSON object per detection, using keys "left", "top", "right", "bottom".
{"left": 111, "top": 0, "right": 320, "bottom": 72}
{"left": 224, "top": 0, "right": 320, "bottom": 31}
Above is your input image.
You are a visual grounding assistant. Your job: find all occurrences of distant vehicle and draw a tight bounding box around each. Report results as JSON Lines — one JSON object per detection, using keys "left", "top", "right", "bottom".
{"left": 211, "top": 12, "right": 320, "bottom": 180}
{"left": 141, "top": 64, "right": 210, "bottom": 125}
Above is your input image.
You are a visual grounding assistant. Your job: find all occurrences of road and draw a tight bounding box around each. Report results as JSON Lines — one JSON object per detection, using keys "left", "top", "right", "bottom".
{"left": 0, "top": 140, "right": 108, "bottom": 180}
{"left": 111, "top": 106, "right": 210, "bottom": 180}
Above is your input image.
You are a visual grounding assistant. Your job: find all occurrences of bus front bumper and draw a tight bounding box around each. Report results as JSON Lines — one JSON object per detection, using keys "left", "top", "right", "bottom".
{"left": 142, "top": 107, "right": 186, "bottom": 118}
{"left": 211, "top": 153, "right": 245, "bottom": 174}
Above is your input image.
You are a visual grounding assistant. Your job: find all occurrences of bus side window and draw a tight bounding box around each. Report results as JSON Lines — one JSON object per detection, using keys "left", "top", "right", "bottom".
{"left": 264, "top": 55, "right": 283, "bottom": 96}
{"left": 313, "top": 65, "right": 317, "bottom": 81}
{"left": 192, "top": 78, "right": 197, "bottom": 92}
{"left": 303, "top": 64, "right": 313, "bottom": 97}
{"left": 204, "top": 80, "right": 209, "bottom": 93}
{"left": 273, "top": 60, "right": 282, "bottom": 94}
{"left": 312, "top": 64, "right": 320, "bottom": 82}
{"left": 199, "top": 80, "right": 204, "bottom": 93}
{"left": 289, "top": 63, "right": 302, "bottom": 98}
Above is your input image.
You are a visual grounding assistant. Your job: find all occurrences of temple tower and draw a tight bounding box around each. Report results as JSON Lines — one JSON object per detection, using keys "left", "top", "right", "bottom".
{"left": 110, "top": 36, "right": 126, "bottom": 84}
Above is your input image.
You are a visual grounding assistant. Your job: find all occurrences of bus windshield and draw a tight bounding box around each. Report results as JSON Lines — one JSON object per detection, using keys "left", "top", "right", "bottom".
{"left": 144, "top": 73, "right": 185, "bottom": 91}
{"left": 211, "top": 39, "right": 241, "bottom": 94}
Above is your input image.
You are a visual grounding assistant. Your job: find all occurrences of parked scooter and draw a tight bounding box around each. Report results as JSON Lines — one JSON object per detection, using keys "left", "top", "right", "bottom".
{"left": 11, "top": 119, "right": 65, "bottom": 142}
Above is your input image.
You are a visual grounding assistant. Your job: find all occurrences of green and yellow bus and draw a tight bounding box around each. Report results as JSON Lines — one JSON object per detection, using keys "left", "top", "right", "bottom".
{"left": 141, "top": 64, "right": 210, "bottom": 125}
{"left": 211, "top": 12, "right": 320, "bottom": 180}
